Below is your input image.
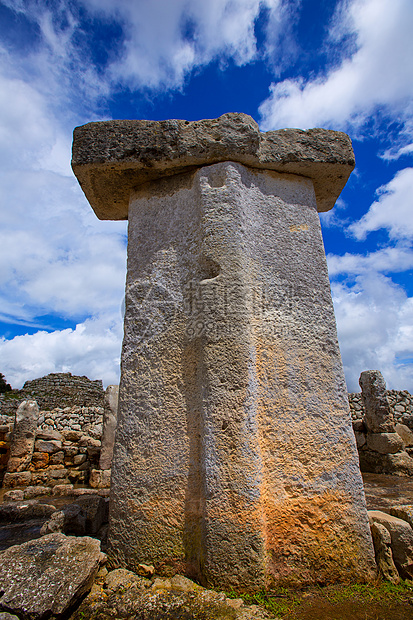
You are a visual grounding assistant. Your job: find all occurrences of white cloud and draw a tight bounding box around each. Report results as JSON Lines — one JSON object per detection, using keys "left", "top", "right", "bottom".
{"left": 348, "top": 167, "right": 413, "bottom": 240}
{"left": 332, "top": 274, "right": 413, "bottom": 392}
{"left": 81, "top": 0, "right": 283, "bottom": 89}
{"left": 259, "top": 0, "right": 413, "bottom": 132}
{"left": 0, "top": 314, "right": 123, "bottom": 389}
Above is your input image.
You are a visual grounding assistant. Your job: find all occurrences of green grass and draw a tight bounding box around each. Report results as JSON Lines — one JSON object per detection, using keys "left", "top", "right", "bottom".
{"left": 226, "top": 580, "right": 413, "bottom": 618}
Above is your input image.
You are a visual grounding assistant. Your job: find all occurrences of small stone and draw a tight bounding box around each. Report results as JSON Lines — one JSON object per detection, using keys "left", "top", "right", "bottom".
{"left": 396, "top": 423, "right": 413, "bottom": 447}
{"left": 360, "top": 371, "right": 395, "bottom": 433}
{"left": 3, "top": 471, "right": 32, "bottom": 488}
{"left": 52, "top": 483, "right": 74, "bottom": 496}
{"left": 23, "top": 486, "right": 50, "bottom": 499}
{"left": 369, "top": 510, "right": 413, "bottom": 580}
{"left": 30, "top": 451, "right": 49, "bottom": 470}
{"left": 34, "top": 439, "right": 62, "bottom": 454}
{"left": 354, "top": 431, "right": 366, "bottom": 448}
{"left": 370, "top": 521, "right": 400, "bottom": 584}
{"left": 74, "top": 454, "right": 87, "bottom": 465}
{"left": 104, "top": 568, "right": 145, "bottom": 591}
{"left": 390, "top": 505, "right": 413, "bottom": 530}
{"left": 367, "top": 433, "right": 404, "bottom": 454}
{"left": 3, "top": 490, "right": 24, "bottom": 502}
{"left": 137, "top": 564, "right": 155, "bottom": 578}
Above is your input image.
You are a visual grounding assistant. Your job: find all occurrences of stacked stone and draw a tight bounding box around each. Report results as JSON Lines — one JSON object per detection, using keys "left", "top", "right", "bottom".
{"left": 2, "top": 401, "right": 103, "bottom": 489}
{"left": 0, "top": 421, "right": 12, "bottom": 484}
{"left": 21, "top": 372, "right": 104, "bottom": 409}
{"left": 354, "top": 371, "right": 413, "bottom": 476}
{"left": 349, "top": 389, "right": 413, "bottom": 425}
{"left": 38, "top": 405, "right": 103, "bottom": 437}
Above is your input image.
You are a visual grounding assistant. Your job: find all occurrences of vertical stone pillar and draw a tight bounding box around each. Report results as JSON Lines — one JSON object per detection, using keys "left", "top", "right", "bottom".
{"left": 99, "top": 385, "right": 119, "bottom": 471}
{"left": 7, "top": 400, "right": 39, "bottom": 473}
{"left": 72, "top": 114, "right": 376, "bottom": 589}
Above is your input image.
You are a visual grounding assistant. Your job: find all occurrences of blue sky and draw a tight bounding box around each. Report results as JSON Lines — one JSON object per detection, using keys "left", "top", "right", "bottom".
{"left": 0, "top": 0, "right": 412, "bottom": 392}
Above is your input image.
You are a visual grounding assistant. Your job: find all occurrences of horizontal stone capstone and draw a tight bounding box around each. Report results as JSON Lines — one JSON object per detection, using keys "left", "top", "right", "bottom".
{"left": 71, "top": 112, "right": 355, "bottom": 219}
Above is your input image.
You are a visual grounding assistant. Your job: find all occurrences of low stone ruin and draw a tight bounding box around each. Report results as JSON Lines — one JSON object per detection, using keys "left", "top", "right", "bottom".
{"left": 351, "top": 370, "right": 413, "bottom": 476}
{"left": 0, "top": 374, "right": 118, "bottom": 490}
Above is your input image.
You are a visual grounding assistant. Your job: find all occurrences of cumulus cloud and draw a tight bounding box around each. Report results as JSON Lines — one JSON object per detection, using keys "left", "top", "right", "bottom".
{"left": 327, "top": 166, "right": 413, "bottom": 392}
{"left": 259, "top": 0, "right": 413, "bottom": 133}
{"left": 0, "top": 314, "right": 123, "bottom": 389}
{"left": 331, "top": 275, "right": 413, "bottom": 391}
{"left": 348, "top": 167, "right": 413, "bottom": 240}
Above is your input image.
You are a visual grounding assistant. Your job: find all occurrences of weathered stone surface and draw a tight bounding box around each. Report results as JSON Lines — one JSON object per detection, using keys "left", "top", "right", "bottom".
{"left": 7, "top": 401, "right": 39, "bottom": 472}
{"left": 35, "top": 429, "right": 63, "bottom": 442}
{"left": 99, "top": 385, "right": 118, "bottom": 470}
{"left": 23, "top": 485, "right": 51, "bottom": 499}
{"left": 34, "top": 439, "right": 62, "bottom": 454}
{"left": 75, "top": 572, "right": 271, "bottom": 620}
{"left": 369, "top": 510, "right": 413, "bottom": 580}
{"left": 0, "top": 533, "right": 105, "bottom": 619}
{"left": 41, "top": 496, "right": 108, "bottom": 536}
{"left": 366, "top": 433, "right": 404, "bottom": 454}
{"left": 0, "top": 500, "right": 56, "bottom": 523}
{"left": 359, "top": 450, "right": 413, "bottom": 476}
{"left": 2, "top": 471, "right": 32, "bottom": 488}
{"left": 3, "top": 490, "right": 24, "bottom": 502}
{"left": 360, "top": 371, "right": 395, "bottom": 433}
{"left": 370, "top": 521, "right": 400, "bottom": 583}
{"left": 390, "top": 505, "right": 413, "bottom": 529}
{"left": 104, "top": 568, "right": 146, "bottom": 591}
{"left": 355, "top": 431, "right": 366, "bottom": 448}
{"left": 396, "top": 423, "right": 413, "bottom": 447}
{"left": 89, "top": 468, "right": 111, "bottom": 488}
{"left": 72, "top": 113, "right": 355, "bottom": 219}
{"left": 107, "top": 160, "right": 375, "bottom": 589}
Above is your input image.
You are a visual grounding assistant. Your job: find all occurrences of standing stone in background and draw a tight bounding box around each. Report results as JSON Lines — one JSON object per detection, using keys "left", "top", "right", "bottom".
{"left": 99, "top": 386, "right": 119, "bottom": 471}
{"left": 360, "top": 370, "right": 395, "bottom": 433}
{"left": 7, "top": 401, "right": 39, "bottom": 473}
{"left": 72, "top": 113, "right": 376, "bottom": 590}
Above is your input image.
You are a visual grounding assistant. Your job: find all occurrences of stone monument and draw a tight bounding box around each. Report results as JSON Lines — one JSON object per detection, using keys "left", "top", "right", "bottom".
{"left": 72, "top": 113, "right": 375, "bottom": 589}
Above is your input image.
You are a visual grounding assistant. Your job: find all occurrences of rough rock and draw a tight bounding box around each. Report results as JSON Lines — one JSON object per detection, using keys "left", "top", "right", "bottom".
{"left": 23, "top": 486, "right": 51, "bottom": 499}
{"left": 370, "top": 521, "right": 400, "bottom": 584}
{"left": 7, "top": 401, "right": 39, "bottom": 472}
{"left": 0, "top": 533, "right": 106, "bottom": 619}
{"left": 75, "top": 572, "right": 271, "bottom": 620}
{"left": 396, "top": 423, "right": 413, "bottom": 447}
{"left": 390, "top": 505, "right": 413, "bottom": 529}
{"left": 72, "top": 113, "right": 355, "bottom": 219}
{"left": 0, "top": 500, "right": 56, "bottom": 523}
{"left": 359, "top": 371, "right": 395, "bottom": 433}
{"left": 40, "top": 504, "right": 86, "bottom": 536}
{"left": 89, "top": 468, "right": 111, "bottom": 489}
{"left": 104, "top": 568, "right": 147, "bottom": 591}
{"left": 2, "top": 471, "right": 32, "bottom": 488}
{"left": 0, "top": 614, "right": 20, "bottom": 620}
{"left": 99, "top": 385, "right": 118, "bottom": 470}
{"left": 35, "top": 429, "right": 63, "bottom": 442}
{"left": 3, "top": 490, "right": 24, "bottom": 502}
{"left": 359, "top": 450, "right": 413, "bottom": 476}
{"left": 34, "top": 439, "right": 62, "bottom": 454}
{"left": 369, "top": 510, "right": 413, "bottom": 580}
{"left": 366, "top": 432, "right": 404, "bottom": 454}
{"left": 41, "top": 495, "right": 108, "bottom": 536}
{"left": 354, "top": 431, "right": 366, "bottom": 448}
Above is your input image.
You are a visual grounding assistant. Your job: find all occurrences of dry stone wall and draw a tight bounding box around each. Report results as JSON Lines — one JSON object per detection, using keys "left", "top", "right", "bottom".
{"left": 350, "top": 390, "right": 413, "bottom": 425}
{"left": 0, "top": 372, "right": 104, "bottom": 415}
{"left": 0, "top": 373, "right": 118, "bottom": 490}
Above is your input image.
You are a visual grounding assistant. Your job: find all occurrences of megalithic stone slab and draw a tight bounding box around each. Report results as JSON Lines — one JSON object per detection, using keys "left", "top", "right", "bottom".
{"left": 7, "top": 400, "right": 39, "bottom": 473}
{"left": 71, "top": 114, "right": 375, "bottom": 590}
